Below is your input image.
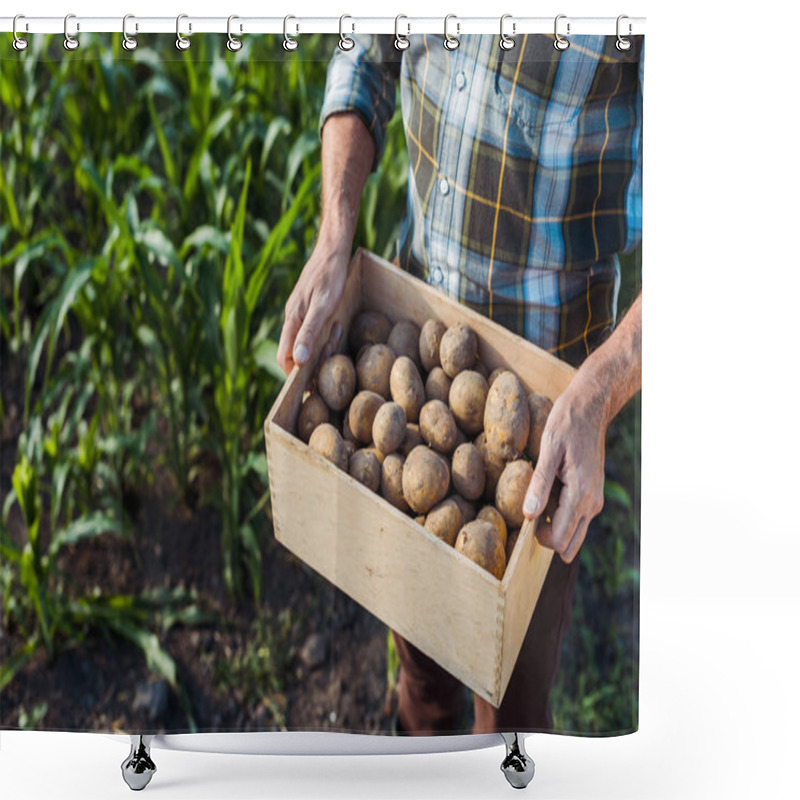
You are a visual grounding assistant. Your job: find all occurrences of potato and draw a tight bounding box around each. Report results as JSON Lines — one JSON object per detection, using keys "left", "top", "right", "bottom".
{"left": 390, "top": 356, "right": 425, "bottom": 423}
{"left": 419, "top": 400, "right": 458, "bottom": 454}
{"left": 308, "top": 423, "right": 349, "bottom": 472}
{"left": 297, "top": 392, "right": 330, "bottom": 443}
{"left": 425, "top": 367, "right": 452, "bottom": 404}
{"left": 487, "top": 367, "right": 506, "bottom": 388}
{"left": 402, "top": 445, "right": 450, "bottom": 514}
{"left": 448, "top": 370, "right": 488, "bottom": 436}
{"left": 419, "top": 318, "right": 447, "bottom": 372}
{"left": 349, "top": 449, "right": 381, "bottom": 492}
{"left": 455, "top": 520, "right": 506, "bottom": 580}
{"left": 474, "top": 432, "right": 506, "bottom": 501}
{"left": 349, "top": 310, "right": 392, "bottom": 353}
{"left": 473, "top": 360, "right": 489, "bottom": 380}
{"left": 424, "top": 498, "right": 463, "bottom": 546}
{"left": 451, "top": 443, "right": 486, "bottom": 501}
{"left": 372, "top": 402, "right": 407, "bottom": 455}
{"left": 387, "top": 320, "right": 422, "bottom": 369}
{"left": 495, "top": 459, "right": 534, "bottom": 529}
{"left": 317, "top": 354, "right": 356, "bottom": 412}
{"left": 348, "top": 391, "right": 385, "bottom": 444}
{"left": 526, "top": 392, "right": 554, "bottom": 463}
{"left": 453, "top": 426, "right": 469, "bottom": 449}
{"left": 363, "top": 445, "right": 386, "bottom": 465}
{"left": 381, "top": 453, "right": 408, "bottom": 512}
{"left": 439, "top": 322, "right": 478, "bottom": 378}
{"left": 342, "top": 410, "right": 358, "bottom": 443}
{"left": 356, "top": 344, "right": 396, "bottom": 398}
{"left": 414, "top": 515, "right": 427, "bottom": 527}
{"left": 484, "top": 371, "right": 530, "bottom": 461}
{"left": 477, "top": 505, "right": 508, "bottom": 547}
{"left": 398, "top": 422, "right": 424, "bottom": 456}
{"left": 450, "top": 494, "right": 476, "bottom": 525}
{"left": 342, "top": 439, "right": 357, "bottom": 460}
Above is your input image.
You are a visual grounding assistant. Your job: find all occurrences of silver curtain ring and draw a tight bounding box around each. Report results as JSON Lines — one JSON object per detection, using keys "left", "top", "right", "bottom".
{"left": 616, "top": 14, "right": 632, "bottom": 51}
{"left": 443, "top": 14, "right": 460, "bottom": 51}
{"left": 283, "top": 16, "right": 298, "bottom": 51}
{"left": 63, "top": 13, "right": 79, "bottom": 51}
{"left": 227, "top": 15, "right": 243, "bottom": 52}
{"left": 176, "top": 14, "right": 191, "bottom": 51}
{"left": 394, "top": 15, "right": 410, "bottom": 51}
{"left": 499, "top": 14, "right": 515, "bottom": 50}
{"left": 122, "top": 14, "right": 138, "bottom": 51}
{"left": 554, "top": 14, "right": 570, "bottom": 51}
{"left": 12, "top": 14, "right": 29, "bottom": 51}
{"left": 339, "top": 15, "right": 355, "bottom": 51}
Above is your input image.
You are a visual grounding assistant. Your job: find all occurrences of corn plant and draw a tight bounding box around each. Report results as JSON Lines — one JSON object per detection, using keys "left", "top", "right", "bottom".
{"left": 0, "top": 451, "right": 206, "bottom": 730}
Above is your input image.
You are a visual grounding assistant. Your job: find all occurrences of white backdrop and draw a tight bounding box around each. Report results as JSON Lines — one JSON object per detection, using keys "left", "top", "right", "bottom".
{"left": 2, "top": 1, "right": 799, "bottom": 798}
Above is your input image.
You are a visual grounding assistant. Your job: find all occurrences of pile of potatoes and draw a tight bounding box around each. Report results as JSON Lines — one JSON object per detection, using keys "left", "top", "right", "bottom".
{"left": 295, "top": 311, "right": 553, "bottom": 581}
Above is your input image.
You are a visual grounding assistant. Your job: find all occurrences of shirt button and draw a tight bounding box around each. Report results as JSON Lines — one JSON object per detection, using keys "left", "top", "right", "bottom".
{"left": 438, "top": 178, "right": 450, "bottom": 196}
{"left": 455, "top": 72, "right": 467, "bottom": 90}
{"left": 432, "top": 267, "right": 444, "bottom": 285}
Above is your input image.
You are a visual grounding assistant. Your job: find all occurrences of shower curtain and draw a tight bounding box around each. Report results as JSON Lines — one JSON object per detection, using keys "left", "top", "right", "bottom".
{"left": 0, "top": 27, "right": 643, "bottom": 739}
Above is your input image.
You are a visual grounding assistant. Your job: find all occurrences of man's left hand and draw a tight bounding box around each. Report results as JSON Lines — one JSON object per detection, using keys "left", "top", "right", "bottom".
{"left": 522, "top": 372, "right": 608, "bottom": 563}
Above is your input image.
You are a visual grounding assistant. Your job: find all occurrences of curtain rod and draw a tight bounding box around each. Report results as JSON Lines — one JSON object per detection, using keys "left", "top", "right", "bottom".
{"left": 1, "top": 16, "right": 646, "bottom": 36}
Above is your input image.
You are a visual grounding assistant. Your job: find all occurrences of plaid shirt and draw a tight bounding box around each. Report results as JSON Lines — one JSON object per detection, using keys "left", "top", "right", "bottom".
{"left": 320, "top": 34, "right": 643, "bottom": 366}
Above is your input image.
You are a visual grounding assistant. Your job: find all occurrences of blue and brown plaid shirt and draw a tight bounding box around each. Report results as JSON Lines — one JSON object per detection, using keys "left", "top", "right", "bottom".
{"left": 320, "top": 34, "right": 643, "bottom": 366}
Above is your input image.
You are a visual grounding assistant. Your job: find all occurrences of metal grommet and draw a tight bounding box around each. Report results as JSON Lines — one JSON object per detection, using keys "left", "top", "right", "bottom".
{"left": 227, "top": 15, "right": 243, "bottom": 52}
{"left": 12, "top": 14, "right": 29, "bottom": 51}
{"left": 339, "top": 15, "right": 355, "bottom": 51}
{"left": 616, "top": 14, "right": 632, "bottom": 51}
{"left": 176, "top": 14, "right": 191, "bottom": 51}
{"left": 394, "top": 14, "right": 410, "bottom": 51}
{"left": 443, "top": 14, "right": 460, "bottom": 51}
{"left": 63, "top": 13, "right": 79, "bottom": 51}
{"left": 283, "top": 15, "right": 298, "bottom": 51}
{"left": 499, "top": 14, "right": 515, "bottom": 50}
{"left": 122, "top": 14, "right": 138, "bottom": 51}
{"left": 554, "top": 14, "right": 570, "bottom": 51}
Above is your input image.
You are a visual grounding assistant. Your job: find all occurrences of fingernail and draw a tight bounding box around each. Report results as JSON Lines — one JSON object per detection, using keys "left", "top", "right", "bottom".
{"left": 523, "top": 493, "right": 540, "bottom": 517}
{"left": 294, "top": 343, "right": 309, "bottom": 365}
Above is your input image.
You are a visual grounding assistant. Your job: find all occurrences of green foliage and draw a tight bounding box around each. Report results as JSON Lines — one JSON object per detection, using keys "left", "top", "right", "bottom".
{"left": 209, "top": 608, "right": 294, "bottom": 729}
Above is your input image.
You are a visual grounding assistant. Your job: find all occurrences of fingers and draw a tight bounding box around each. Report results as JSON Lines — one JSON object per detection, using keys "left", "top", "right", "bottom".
{"left": 561, "top": 516, "right": 589, "bottom": 564}
{"left": 277, "top": 300, "right": 304, "bottom": 376}
{"left": 523, "top": 432, "right": 561, "bottom": 519}
{"left": 293, "top": 288, "right": 335, "bottom": 370}
{"left": 318, "top": 321, "right": 343, "bottom": 366}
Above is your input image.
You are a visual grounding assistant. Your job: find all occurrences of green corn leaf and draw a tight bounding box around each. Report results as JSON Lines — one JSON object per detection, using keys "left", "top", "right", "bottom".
{"left": 604, "top": 479, "right": 633, "bottom": 511}
{"left": 49, "top": 513, "right": 126, "bottom": 558}
{"left": 252, "top": 338, "right": 285, "bottom": 383}
{"left": 0, "top": 640, "right": 37, "bottom": 692}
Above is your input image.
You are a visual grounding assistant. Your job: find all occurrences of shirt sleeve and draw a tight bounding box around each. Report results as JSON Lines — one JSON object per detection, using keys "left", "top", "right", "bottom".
{"left": 319, "top": 34, "right": 402, "bottom": 172}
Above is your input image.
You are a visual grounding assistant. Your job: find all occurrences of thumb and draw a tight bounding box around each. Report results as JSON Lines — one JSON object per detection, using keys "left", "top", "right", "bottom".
{"left": 292, "top": 293, "right": 330, "bottom": 367}
{"left": 523, "top": 440, "right": 560, "bottom": 518}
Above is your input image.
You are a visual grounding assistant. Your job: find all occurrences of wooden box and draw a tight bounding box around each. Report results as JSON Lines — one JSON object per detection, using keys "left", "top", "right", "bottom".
{"left": 264, "top": 249, "right": 575, "bottom": 708}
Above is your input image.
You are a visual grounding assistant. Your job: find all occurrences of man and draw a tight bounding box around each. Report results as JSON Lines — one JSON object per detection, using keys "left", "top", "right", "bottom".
{"left": 277, "top": 33, "right": 643, "bottom": 735}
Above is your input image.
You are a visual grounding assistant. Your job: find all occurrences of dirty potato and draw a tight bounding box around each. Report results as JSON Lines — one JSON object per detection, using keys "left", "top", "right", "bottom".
{"left": 484, "top": 371, "right": 530, "bottom": 462}
{"left": 297, "top": 392, "right": 330, "bottom": 443}
{"left": 401, "top": 445, "right": 450, "bottom": 514}
{"left": 390, "top": 356, "right": 426, "bottom": 423}
{"left": 308, "top": 423, "right": 349, "bottom": 472}
{"left": 419, "top": 399, "right": 458, "bottom": 455}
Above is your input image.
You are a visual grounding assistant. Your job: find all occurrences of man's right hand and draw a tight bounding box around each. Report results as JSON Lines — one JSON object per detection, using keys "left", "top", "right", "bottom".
{"left": 276, "top": 243, "right": 349, "bottom": 376}
{"left": 276, "top": 113, "right": 376, "bottom": 376}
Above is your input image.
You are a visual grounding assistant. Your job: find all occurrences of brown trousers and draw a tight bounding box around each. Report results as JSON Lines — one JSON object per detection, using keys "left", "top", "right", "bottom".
{"left": 391, "top": 552, "right": 580, "bottom": 735}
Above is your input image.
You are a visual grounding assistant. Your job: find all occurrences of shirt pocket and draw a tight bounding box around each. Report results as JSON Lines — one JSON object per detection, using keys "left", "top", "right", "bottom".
{"left": 493, "top": 38, "right": 594, "bottom": 137}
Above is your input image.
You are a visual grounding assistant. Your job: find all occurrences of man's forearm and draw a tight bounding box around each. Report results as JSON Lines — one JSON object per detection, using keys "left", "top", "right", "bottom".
{"left": 317, "top": 113, "right": 375, "bottom": 255}
{"left": 581, "top": 292, "right": 642, "bottom": 427}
